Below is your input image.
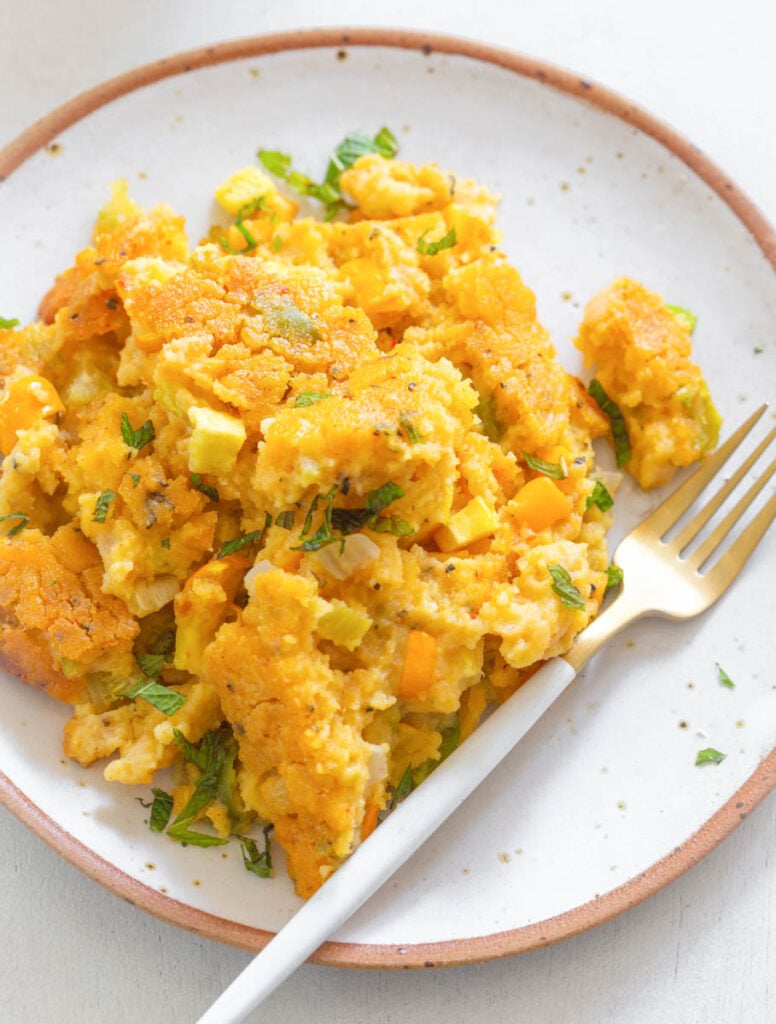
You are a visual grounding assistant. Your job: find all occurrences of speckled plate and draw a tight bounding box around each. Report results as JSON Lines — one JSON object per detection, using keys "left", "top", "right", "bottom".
{"left": 1, "top": 28, "right": 775, "bottom": 968}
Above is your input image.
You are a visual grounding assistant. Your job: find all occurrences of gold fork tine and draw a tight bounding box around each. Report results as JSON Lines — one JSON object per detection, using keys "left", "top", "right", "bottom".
{"left": 689, "top": 453, "right": 776, "bottom": 570}
{"left": 704, "top": 484, "right": 776, "bottom": 594}
{"left": 639, "top": 403, "right": 768, "bottom": 539}
{"left": 673, "top": 424, "right": 776, "bottom": 553}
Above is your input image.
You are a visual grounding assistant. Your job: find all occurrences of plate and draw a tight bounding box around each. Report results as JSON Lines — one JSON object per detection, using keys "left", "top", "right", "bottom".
{"left": 1, "top": 28, "right": 775, "bottom": 968}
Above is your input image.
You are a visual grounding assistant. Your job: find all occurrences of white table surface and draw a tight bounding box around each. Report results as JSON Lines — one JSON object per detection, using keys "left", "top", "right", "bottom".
{"left": 1, "top": 2, "right": 775, "bottom": 1022}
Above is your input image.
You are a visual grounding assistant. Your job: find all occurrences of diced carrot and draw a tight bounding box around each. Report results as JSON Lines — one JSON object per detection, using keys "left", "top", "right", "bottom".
{"left": 0, "top": 375, "right": 64, "bottom": 453}
{"left": 360, "top": 800, "right": 380, "bottom": 841}
{"left": 398, "top": 630, "right": 437, "bottom": 699}
{"left": 511, "top": 476, "right": 572, "bottom": 532}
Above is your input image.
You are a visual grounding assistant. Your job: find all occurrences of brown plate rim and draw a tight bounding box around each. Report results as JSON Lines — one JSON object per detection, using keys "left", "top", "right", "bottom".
{"left": 1, "top": 26, "right": 775, "bottom": 969}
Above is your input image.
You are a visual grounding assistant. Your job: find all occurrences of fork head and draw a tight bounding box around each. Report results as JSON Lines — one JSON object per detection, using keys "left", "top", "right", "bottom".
{"left": 613, "top": 403, "right": 776, "bottom": 619}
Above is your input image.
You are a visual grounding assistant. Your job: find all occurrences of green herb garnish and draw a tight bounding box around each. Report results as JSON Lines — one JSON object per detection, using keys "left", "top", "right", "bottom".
{"left": 389, "top": 764, "right": 415, "bottom": 810}
{"left": 275, "top": 510, "right": 296, "bottom": 530}
{"left": 128, "top": 472, "right": 141, "bottom": 487}
{"left": 369, "top": 514, "right": 414, "bottom": 536}
{"left": 417, "top": 227, "right": 457, "bottom": 256}
{"left": 294, "top": 391, "right": 333, "bottom": 408}
{"left": 166, "top": 783, "right": 230, "bottom": 846}
{"left": 0, "top": 316, "right": 19, "bottom": 329}
{"left": 148, "top": 788, "right": 174, "bottom": 832}
{"left": 586, "top": 479, "right": 614, "bottom": 512}
{"left": 259, "top": 127, "right": 398, "bottom": 221}
{"left": 0, "top": 512, "right": 29, "bottom": 538}
{"left": 238, "top": 824, "right": 274, "bottom": 878}
{"left": 716, "top": 663, "right": 735, "bottom": 689}
{"left": 329, "top": 126, "right": 398, "bottom": 169}
{"left": 548, "top": 564, "right": 586, "bottom": 610}
{"left": 219, "top": 196, "right": 268, "bottom": 254}
{"left": 217, "top": 511, "right": 273, "bottom": 558}
{"left": 191, "top": 474, "right": 220, "bottom": 502}
{"left": 120, "top": 412, "right": 156, "bottom": 454}
{"left": 605, "top": 564, "right": 624, "bottom": 591}
{"left": 126, "top": 678, "right": 186, "bottom": 716}
{"left": 218, "top": 530, "right": 262, "bottom": 559}
{"left": 173, "top": 728, "right": 212, "bottom": 772}
{"left": 667, "top": 303, "right": 698, "bottom": 334}
{"left": 523, "top": 451, "right": 568, "bottom": 480}
{"left": 293, "top": 485, "right": 340, "bottom": 552}
{"left": 165, "top": 729, "right": 240, "bottom": 847}
{"left": 696, "top": 747, "right": 726, "bottom": 766}
{"left": 92, "top": 489, "right": 117, "bottom": 523}
{"left": 365, "top": 480, "right": 404, "bottom": 511}
{"left": 413, "top": 714, "right": 461, "bottom": 785}
{"left": 293, "top": 481, "right": 411, "bottom": 552}
{"left": 587, "top": 379, "right": 631, "bottom": 468}
{"left": 399, "top": 413, "right": 423, "bottom": 443}
{"left": 136, "top": 652, "right": 166, "bottom": 680}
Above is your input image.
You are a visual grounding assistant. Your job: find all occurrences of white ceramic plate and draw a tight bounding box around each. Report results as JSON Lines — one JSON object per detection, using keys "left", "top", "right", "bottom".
{"left": 1, "top": 29, "right": 775, "bottom": 967}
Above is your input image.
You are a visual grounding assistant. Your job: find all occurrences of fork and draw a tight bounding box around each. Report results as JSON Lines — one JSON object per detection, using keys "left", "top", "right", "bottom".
{"left": 197, "top": 403, "right": 776, "bottom": 1024}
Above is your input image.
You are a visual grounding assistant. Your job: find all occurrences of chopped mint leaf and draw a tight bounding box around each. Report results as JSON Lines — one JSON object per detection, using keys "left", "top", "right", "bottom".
{"left": 126, "top": 678, "right": 186, "bottom": 716}
{"left": 237, "top": 824, "right": 274, "bottom": 878}
{"left": 696, "top": 747, "right": 726, "bottom": 766}
{"left": 136, "top": 652, "right": 165, "bottom": 680}
{"left": 0, "top": 512, "right": 29, "bottom": 538}
{"left": 191, "top": 474, "right": 220, "bottom": 502}
{"left": 218, "top": 195, "right": 270, "bottom": 254}
{"left": 275, "top": 510, "right": 296, "bottom": 530}
{"left": 417, "top": 227, "right": 457, "bottom": 256}
{"left": 588, "top": 379, "right": 631, "bottom": 468}
{"left": 524, "top": 451, "right": 568, "bottom": 480}
{"left": 259, "top": 127, "right": 398, "bottom": 220}
{"left": 548, "top": 563, "right": 586, "bottom": 610}
{"left": 294, "top": 391, "right": 333, "bottom": 408}
{"left": 413, "top": 714, "right": 461, "bottom": 785}
{"left": 120, "top": 412, "right": 156, "bottom": 453}
{"left": 605, "top": 563, "right": 624, "bottom": 591}
{"left": 667, "top": 303, "right": 698, "bottom": 334}
{"left": 217, "top": 528, "right": 264, "bottom": 559}
{"left": 399, "top": 414, "right": 423, "bottom": 443}
{"left": 389, "top": 764, "right": 415, "bottom": 810}
{"left": 716, "top": 663, "right": 735, "bottom": 689}
{"left": 365, "top": 481, "right": 404, "bottom": 513}
{"left": 586, "top": 479, "right": 614, "bottom": 512}
{"left": 92, "top": 489, "right": 117, "bottom": 524}
{"left": 148, "top": 788, "right": 174, "bottom": 832}
{"left": 166, "top": 729, "right": 237, "bottom": 847}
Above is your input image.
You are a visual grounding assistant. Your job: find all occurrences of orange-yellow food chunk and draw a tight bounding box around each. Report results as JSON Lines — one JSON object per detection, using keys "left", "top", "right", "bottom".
{"left": 575, "top": 278, "right": 721, "bottom": 488}
{"left": 510, "top": 476, "right": 572, "bottom": 532}
{"left": 0, "top": 375, "right": 64, "bottom": 454}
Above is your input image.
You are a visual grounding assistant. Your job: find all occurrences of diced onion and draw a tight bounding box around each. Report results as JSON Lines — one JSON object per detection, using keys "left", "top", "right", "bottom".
{"left": 312, "top": 533, "right": 380, "bottom": 580}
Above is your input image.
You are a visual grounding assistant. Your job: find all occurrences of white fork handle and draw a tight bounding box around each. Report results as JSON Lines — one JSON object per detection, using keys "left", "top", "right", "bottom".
{"left": 197, "top": 656, "right": 577, "bottom": 1024}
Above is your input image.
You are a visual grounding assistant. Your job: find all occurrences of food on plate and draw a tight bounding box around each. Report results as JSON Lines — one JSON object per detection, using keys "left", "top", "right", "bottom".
{"left": 575, "top": 277, "right": 721, "bottom": 489}
{"left": 0, "top": 131, "right": 717, "bottom": 897}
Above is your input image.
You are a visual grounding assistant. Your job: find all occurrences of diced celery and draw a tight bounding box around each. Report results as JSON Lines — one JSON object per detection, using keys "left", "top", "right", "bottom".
{"left": 316, "top": 600, "right": 373, "bottom": 650}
